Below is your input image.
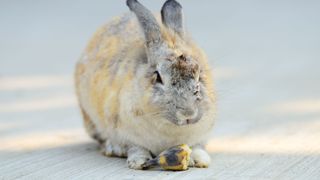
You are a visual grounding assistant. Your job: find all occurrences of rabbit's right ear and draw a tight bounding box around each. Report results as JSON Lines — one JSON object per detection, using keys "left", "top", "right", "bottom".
{"left": 127, "top": 0, "right": 162, "bottom": 48}
{"left": 161, "top": 0, "right": 184, "bottom": 36}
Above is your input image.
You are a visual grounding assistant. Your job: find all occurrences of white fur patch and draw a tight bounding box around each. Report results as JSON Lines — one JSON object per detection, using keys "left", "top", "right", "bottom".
{"left": 190, "top": 148, "right": 211, "bottom": 168}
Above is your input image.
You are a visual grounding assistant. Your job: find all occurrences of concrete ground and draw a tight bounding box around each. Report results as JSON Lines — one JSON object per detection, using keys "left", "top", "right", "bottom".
{"left": 1, "top": 0, "right": 320, "bottom": 179}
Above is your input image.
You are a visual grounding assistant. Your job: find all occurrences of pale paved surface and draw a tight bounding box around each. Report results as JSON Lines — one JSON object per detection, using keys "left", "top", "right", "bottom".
{"left": 1, "top": 0, "right": 320, "bottom": 179}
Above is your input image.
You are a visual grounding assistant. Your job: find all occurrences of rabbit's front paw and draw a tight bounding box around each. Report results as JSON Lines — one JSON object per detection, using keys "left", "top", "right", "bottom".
{"left": 127, "top": 156, "right": 151, "bottom": 170}
{"left": 102, "top": 140, "right": 127, "bottom": 157}
{"left": 189, "top": 146, "right": 211, "bottom": 168}
{"left": 127, "top": 146, "right": 152, "bottom": 170}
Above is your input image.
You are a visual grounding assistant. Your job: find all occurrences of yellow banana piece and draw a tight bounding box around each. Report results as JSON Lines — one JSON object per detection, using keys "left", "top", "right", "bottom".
{"left": 143, "top": 144, "right": 192, "bottom": 171}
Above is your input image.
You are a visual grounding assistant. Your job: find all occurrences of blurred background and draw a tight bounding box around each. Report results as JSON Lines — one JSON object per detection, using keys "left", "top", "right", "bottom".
{"left": 1, "top": 0, "right": 320, "bottom": 179}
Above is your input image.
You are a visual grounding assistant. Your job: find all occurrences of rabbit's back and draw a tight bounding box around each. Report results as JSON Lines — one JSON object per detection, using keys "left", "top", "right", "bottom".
{"left": 75, "top": 13, "right": 146, "bottom": 134}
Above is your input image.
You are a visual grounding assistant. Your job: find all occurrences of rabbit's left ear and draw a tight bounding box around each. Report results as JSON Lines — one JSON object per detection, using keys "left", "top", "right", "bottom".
{"left": 127, "top": 0, "right": 162, "bottom": 48}
{"left": 161, "top": 0, "right": 184, "bottom": 36}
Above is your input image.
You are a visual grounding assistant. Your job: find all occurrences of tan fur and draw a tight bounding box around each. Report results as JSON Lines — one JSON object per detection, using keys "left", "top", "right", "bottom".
{"left": 75, "top": 13, "right": 215, "bottom": 156}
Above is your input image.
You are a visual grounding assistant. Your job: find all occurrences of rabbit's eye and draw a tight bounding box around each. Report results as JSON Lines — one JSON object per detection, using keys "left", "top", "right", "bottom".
{"left": 154, "top": 71, "right": 163, "bottom": 84}
{"left": 178, "top": 55, "right": 187, "bottom": 61}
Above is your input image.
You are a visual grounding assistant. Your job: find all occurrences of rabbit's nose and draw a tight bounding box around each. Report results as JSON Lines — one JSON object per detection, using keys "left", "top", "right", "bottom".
{"left": 176, "top": 108, "right": 198, "bottom": 121}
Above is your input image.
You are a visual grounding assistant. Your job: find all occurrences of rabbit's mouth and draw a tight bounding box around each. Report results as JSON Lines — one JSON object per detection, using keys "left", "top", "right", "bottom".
{"left": 166, "top": 108, "right": 203, "bottom": 126}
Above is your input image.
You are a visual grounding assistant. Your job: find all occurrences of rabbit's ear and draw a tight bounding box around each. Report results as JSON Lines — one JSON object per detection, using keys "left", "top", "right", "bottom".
{"left": 127, "top": 0, "right": 162, "bottom": 48}
{"left": 161, "top": 0, "right": 184, "bottom": 36}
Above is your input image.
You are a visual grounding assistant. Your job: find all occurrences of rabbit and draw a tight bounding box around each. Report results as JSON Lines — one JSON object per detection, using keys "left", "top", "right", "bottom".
{"left": 75, "top": 0, "right": 216, "bottom": 170}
